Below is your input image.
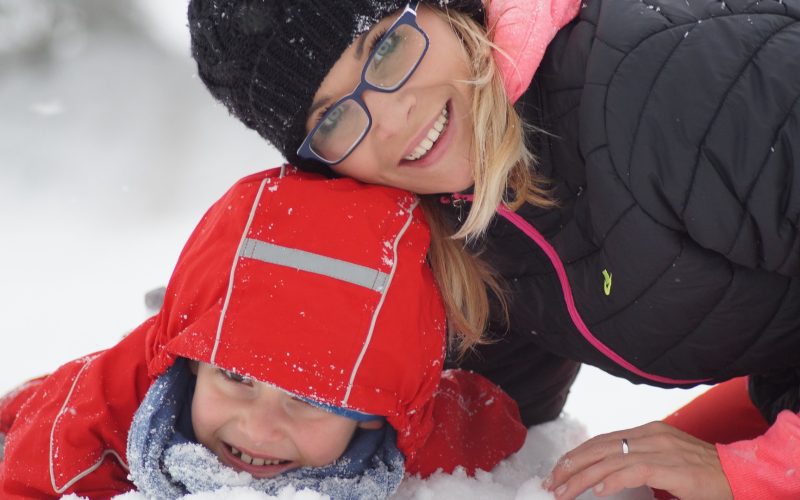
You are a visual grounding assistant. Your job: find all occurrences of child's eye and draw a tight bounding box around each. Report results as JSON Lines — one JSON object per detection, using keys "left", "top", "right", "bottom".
{"left": 291, "top": 396, "right": 316, "bottom": 407}
{"left": 219, "top": 368, "right": 254, "bottom": 386}
{"left": 287, "top": 397, "right": 330, "bottom": 418}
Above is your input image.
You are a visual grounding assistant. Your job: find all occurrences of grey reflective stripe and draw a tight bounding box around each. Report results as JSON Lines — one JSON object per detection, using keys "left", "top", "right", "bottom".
{"left": 240, "top": 238, "right": 390, "bottom": 292}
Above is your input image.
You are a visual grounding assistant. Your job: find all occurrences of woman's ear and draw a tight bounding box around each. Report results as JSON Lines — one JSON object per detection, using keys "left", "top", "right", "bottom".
{"left": 358, "top": 419, "right": 385, "bottom": 430}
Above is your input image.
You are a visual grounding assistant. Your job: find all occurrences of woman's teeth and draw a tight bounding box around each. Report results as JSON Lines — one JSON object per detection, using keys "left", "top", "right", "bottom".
{"left": 230, "top": 445, "right": 286, "bottom": 466}
{"left": 404, "top": 105, "right": 449, "bottom": 161}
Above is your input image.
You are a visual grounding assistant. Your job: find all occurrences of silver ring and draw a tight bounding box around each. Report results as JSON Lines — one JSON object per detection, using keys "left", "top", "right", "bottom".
{"left": 621, "top": 438, "right": 630, "bottom": 455}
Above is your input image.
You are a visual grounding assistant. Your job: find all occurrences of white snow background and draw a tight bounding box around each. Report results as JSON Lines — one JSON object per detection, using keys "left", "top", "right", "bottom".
{"left": 0, "top": 1, "right": 708, "bottom": 498}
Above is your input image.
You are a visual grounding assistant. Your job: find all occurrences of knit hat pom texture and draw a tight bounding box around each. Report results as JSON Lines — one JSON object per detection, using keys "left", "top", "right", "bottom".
{"left": 188, "top": 0, "right": 483, "bottom": 171}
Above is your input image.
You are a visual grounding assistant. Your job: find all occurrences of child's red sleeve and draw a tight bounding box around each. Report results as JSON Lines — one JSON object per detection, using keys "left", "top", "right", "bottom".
{"left": 0, "top": 376, "right": 48, "bottom": 435}
{"left": 405, "top": 369, "right": 527, "bottom": 477}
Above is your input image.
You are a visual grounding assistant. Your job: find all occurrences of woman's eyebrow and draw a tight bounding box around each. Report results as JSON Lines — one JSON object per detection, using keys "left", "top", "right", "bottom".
{"left": 308, "top": 96, "right": 332, "bottom": 118}
{"left": 308, "top": 24, "right": 381, "bottom": 118}
{"left": 355, "top": 24, "right": 379, "bottom": 59}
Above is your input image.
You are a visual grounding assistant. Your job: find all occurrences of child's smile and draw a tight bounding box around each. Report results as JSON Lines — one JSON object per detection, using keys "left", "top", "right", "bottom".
{"left": 219, "top": 441, "right": 296, "bottom": 478}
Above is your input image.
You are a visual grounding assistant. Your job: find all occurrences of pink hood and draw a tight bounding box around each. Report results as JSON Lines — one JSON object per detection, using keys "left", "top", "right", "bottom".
{"left": 488, "top": 0, "right": 582, "bottom": 102}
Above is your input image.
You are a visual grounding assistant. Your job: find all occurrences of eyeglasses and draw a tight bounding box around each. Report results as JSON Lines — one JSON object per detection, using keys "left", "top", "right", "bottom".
{"left": 297, "top": 1, "right": 429, "bottom": 166}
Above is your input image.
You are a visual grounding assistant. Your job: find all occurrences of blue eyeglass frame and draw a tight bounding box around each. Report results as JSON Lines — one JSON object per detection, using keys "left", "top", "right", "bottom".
{"left": 296, "top": 0, "right": 429, "bottom": 166}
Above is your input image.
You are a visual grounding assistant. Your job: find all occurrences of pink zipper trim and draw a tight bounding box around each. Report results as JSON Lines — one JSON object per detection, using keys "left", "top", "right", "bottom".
{"left": 451, "top": 193, "right": 710, "bottom": 385}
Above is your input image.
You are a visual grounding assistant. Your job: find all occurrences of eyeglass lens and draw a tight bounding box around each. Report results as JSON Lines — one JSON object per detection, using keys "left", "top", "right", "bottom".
{"left": 310, "top": 24, "right": 426, "bottom": 163}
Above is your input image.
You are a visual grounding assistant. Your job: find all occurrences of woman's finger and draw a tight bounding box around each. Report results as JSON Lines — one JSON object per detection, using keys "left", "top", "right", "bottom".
{"left": 551, "top": 453, "right": 641, "bottom": 499}
{"left": 589, "top": 456, "right": 686, "bottom": 498}
{"left": 548, "top": 429, "right": 731, "bottom": 500}
{"left": 547, "top": 423, "right": 655, "bottom": 486}
{"left": 547, "top": 422, "right": 701, "bottom": 491}
{"left": 594, "top": 448, "right": 732, "bottom": 500}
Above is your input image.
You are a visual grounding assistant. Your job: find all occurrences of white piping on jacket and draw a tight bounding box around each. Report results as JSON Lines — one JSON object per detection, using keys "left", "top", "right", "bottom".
{"left": 49, "top": 354, "right": 129, "bottom": 494}
{"left": 211, "top": 177, "right": 269, "bottom": 364}
{"left": 342, "top": 199, "right": 420, "bottom": 405}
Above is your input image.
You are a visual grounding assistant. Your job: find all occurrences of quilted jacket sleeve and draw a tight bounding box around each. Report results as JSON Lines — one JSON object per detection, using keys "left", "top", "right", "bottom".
{"left": 717, "top": 410, "right": 800, "bottom": 499}
{"left": 749, "top": 368, "right": 800, "bottom": 424}
{"left": 586, "top": 0, "right": 800, "bottom": 275}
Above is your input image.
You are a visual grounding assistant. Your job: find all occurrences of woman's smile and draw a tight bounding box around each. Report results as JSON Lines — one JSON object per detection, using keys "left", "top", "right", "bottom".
{"left": 309, "top": 4, "right": 476, "bottom": 194}
{"left": 401, "top": 101, "right": 449, "bottom": 162}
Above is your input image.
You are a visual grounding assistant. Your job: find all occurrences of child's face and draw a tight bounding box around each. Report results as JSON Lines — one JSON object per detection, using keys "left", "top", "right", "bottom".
{"left": 191, "top": 362, "right": 379, "bottom": 478}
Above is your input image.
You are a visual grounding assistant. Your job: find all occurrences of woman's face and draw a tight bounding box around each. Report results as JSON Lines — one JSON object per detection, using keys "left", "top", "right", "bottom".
{"left": 306, "top": 4, "right": 475, "bottom": 194}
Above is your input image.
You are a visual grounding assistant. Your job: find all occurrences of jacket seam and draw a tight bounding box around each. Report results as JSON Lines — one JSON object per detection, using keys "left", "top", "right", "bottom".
{"left": 677, "top": 17, "right": 798, "bottom": 219}
{"left": 726, "top": 91, "right": 800, "bottom": 263}
{"left": 49, "top": 355, "right": 129, "bottom": 494}
{"left": 343, "top": 199, "right": 420, "bottom": 405}
{"left": 648, "top": 258, "right": 793, "bottom": 376}
{"left": 211, "top": 177, "right": 270, "bottom": 363}
{"left": 589, "top": 233, "right": 691, "bottom": 335}
{"left": 620, "top": 26, "right": 696, "bottom": 181}
{"left": 592, "top": 11, "right": 795, "bottom": 232}
{"left": 495, "top": 202, "right": 709, "bottom": 384}
{"left": 639, "top": 251, "right": 735, "bottom": 370}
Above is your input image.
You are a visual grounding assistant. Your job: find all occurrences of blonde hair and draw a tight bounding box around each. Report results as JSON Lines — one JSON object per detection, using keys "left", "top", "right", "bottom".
{"left": 423, "top": 7, "right": 554, "bottom": 355}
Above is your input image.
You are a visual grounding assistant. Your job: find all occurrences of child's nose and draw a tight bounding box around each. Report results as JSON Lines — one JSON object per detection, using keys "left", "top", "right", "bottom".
{"left": 239, "top": 404, "right": 286, "bottom": 444}
{"left": 363, "top": 88, "right": 416, "bottom": 140}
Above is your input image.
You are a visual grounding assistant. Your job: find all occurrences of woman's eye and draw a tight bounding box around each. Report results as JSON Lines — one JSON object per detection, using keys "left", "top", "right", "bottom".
{"left": 219, "top": 368, "right": 253, "bottom": 386}
{"left": 366, "top": 28, "right": 388, "bottom": 57}
{"left": 317, "top": 105, "right": 344, "bottom": 136}
{"left": 370, "top": 31, "right": 402, "bottom": 69}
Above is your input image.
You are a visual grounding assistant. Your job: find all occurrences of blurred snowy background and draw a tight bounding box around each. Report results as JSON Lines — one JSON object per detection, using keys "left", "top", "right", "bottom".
{"left": 1, "top": 1, "right": 709, "bottom": 497}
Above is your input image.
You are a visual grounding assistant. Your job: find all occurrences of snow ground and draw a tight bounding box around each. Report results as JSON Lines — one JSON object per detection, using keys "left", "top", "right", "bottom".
{"left": 1, "top": 1, "right": 708, "bottom": 498}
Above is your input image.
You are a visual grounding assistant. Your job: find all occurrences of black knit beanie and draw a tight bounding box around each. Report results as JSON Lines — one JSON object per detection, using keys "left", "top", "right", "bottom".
{"left": 188, "top": 0, "right": 484, "bottom": 174}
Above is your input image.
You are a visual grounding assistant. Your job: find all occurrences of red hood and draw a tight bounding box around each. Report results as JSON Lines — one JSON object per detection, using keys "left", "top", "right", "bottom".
{"left": 144, "top": 167, "right": 446, "bottom": 461}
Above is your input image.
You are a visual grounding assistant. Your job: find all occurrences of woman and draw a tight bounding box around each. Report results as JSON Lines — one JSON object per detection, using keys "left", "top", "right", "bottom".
{"left": 187, "top": 0, "right": 800, "bottom": 496}
{"left": 189, "top": 0, "right": 582, "bottom": 428}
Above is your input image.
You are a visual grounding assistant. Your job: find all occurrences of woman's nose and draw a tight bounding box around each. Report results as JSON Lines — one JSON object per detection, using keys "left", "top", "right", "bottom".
{"left": 363, "top": 87, "right": 416, "bottom": 140}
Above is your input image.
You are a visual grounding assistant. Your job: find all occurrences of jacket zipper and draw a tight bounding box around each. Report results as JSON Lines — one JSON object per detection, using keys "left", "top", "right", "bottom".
{"left": 443, "top": 194, "right": 711, "bottom": 386}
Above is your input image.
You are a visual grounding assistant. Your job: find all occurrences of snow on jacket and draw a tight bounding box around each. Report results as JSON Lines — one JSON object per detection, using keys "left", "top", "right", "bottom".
{"left": 0, "top": 168, "right": 526, "bottom": 499}
{"left": 452, "top": 0, "right": 800, "bottom": 423}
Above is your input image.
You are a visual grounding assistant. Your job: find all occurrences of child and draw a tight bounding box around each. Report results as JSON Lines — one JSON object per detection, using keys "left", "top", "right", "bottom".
{"left": 0, "top": 167, "right": 527, "bottom": 499}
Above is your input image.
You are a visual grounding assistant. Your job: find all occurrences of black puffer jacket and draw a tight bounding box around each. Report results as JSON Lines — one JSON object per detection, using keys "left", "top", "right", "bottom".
{"left": 453, "top": 0, "right": 800, "bottom": 426}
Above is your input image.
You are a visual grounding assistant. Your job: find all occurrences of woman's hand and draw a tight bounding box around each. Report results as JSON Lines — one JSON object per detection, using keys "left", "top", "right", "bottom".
{"left": 543, "top": 421, "right": 733, "bottom": 500}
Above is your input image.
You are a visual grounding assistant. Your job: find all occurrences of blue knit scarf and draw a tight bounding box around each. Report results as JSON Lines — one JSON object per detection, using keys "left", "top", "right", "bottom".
{"left": 127, "top": 360, "right": 405, "bottom": 499}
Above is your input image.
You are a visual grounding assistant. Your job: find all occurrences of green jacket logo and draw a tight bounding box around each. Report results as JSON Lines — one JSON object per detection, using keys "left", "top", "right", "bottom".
{"left": 602, "top": 269, "right": 612, "bottom": 296}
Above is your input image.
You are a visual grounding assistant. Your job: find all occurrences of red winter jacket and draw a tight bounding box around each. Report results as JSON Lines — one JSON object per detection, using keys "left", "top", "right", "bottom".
{"left": 0, "top": 168, "right": 526, "bottom": 499}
